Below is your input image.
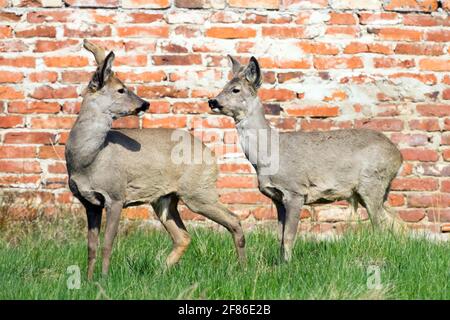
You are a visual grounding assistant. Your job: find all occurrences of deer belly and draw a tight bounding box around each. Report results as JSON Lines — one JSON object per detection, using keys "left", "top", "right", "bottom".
{"left": 305, "top": 184, "right": 353, "bottom": 204}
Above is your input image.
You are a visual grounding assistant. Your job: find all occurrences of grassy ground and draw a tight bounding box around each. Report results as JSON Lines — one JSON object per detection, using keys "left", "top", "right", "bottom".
{"left": 0, "top": 211, "right": 449, "bottom": 300}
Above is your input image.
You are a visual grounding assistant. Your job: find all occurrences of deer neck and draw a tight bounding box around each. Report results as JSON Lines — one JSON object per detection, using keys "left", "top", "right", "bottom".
{"left": 235, "top": 99, "right": 277, "bottom": 172}
{"left": 66, "top": 97, "right": 113, "bottom": 171}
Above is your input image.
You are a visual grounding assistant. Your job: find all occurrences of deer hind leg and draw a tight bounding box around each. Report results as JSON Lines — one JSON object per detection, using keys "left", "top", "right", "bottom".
{"left": 84, "top": 202, "right": 102, "bottom": 280}
{"left": 152, "top": 194, "right": 191, "bottom": 267}
{"left": 101, "top": 201, "right": 123, "bottom": 276}
{"left": 348, "top": 194, "right": 359, "bottom": 221}
{"left": 181, "top": 195, "right": 246, "bottom": 265}
{"left": 357, "top": 184, "right": 387, "bottom": 230}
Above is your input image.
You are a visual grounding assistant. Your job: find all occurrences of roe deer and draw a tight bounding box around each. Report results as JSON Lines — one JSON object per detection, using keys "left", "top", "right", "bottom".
{"left": 209, "top": 56, "right": 403, "bottom": 261}
{"left": 65, "top": 41, "right": 245, "bottom": 279}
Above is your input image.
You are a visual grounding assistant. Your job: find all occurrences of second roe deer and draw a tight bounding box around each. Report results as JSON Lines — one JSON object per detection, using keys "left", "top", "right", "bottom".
{"left": 65, "top": 41, "right": 246, "bottom": 279}
{"left": 209, "top": 56, "right": 403, "bottom": 261}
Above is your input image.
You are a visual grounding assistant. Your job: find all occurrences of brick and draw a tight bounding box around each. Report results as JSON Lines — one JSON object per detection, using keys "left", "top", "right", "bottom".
{"left": 220, "top": 191, "right": 271, "bottom": 204}
{"left": 64, "top": 25, "right": 111, "bottom": 37}
{"left": 128, "top": 13, "right": 164, "bottom": 23}
{"left": 38, "top": 145, "right": 65, "bottom": 160}
{"left": 355, "top": 119, "right": 403, "bottom": 131}
{"left": 61, "top": 71, "right": 92, "bottom": 83}
{"left": 259, "top": 57, "right": 311, "bottom": 69}
{"left": 416, "top": 104, "right": 450, "bottom": 117}
{"left": 142, "top": 116, "right": 187, "bottom": 128}
{"left": 152, "top": 55, "right": 202, "bottom": 66}
{"left": 358, "top": 12, "right": 399, "bottom": 24}
{"left": 0, "top": 12, "right": 22, "bottom": 22}
{"left": 30, "top": 86, "right": 78, "bottom": 99}
{"left": 175, "top": 0, "right": 225, "bottom": 8}
{"left": 368, "top": 27, "right": 422, "bottom": 41}
{"left": 0, "top": 57, "right": 35, "bottom": 68}
{"left": 206, "top": 27, "right": 256, "bottom": 39}
{"left": 419, "top": 59, "right": 450, "bottom": 71}
{"left": 122, "top": 0, "right": 170, "bottom": 8}
{"left": 395, "top": 43, "right": 444, "bottom": 56}
{"left": 15, "top": 26, "right": 56, "bottom": 38}
{"left": 391, "top": 178, "right": 438, "bottom": 191}
{"left": 0, "top": 26, "right": 12, "bottom": 39}
{"left": 425, "top": 30, "right": 450, "bottom": 42}
{"left": 383, "top": 0, "right": 438, "bottom": 12}
{"left": 278, "top": 72, "right": 304, "bottom": 83}
{"left": 0, "top": 146, "right": 36, "bottom": 159}
{"left": 137, "top": 86, "right": 188, "bottom": 99}
{"left": 391, "top": 72, "right": 434, "bottom": 86}
{"left": 284, "top": 105, "right": 340, "bottom": 117}
{"left": 0, "top": 40, "right": 28, "bottom": 52}
{"left": 172, "top": 102, "right": 209, "bottom": 114}
{"left": 27, "top": 10, "right": 71, "bottom": 23}
{"left": 314, "top": 57, "right": 363, "bottom": 70}
{"left": 403, "top": 14, "right": 446, "bottom": 26}
{"left": 443, "top": 89, "right": 450, "bottom": 100}
{"left": 263, "top": 26, "right": 315, "bottom": 39}
{"left": 408, "top": 194, "right": 450, "bottom": 208}
{"left": 427, "top": 209, "right": 450, "bottom": 223}
{"left": 0, "top": 87, "right": 24, "bottom": 100}
{"left": 116, "top": 71, "right": 166, "bottom": 83}
{"left": 0, "top": 116, "right": 24, "bottom": 128}
{"left": 44, "top": 56, "right": 88, "bottom": 68}
{"left": 228, "top": 0, "right": 279, "bottom": 9}
{"left": 328, "top": 13, "right": 357, "bottom": 25}
{"left": 325, "top": 26, "right": 359, "bottom": 37}
{"left": 0, "top": 175, "right": 40, "bottom": 187}
{"left": 390, "top": 133, "right": 429, "bottom": 146}
{"left": 8, "top": 101, "right": 60, "bottom": 114}
{"left": 117, "top": 26, "right": 169, "bottom": 38}
{"left": 441, "top": 180, "right": 450, "bottom": 193}
{"left": 388, "top": 193, "right": 405, "bottom": 206}
{"left": 400, "top": 148, "right": 439, "bottom": 162}
{"left": 34, "top": 39, "right": 79, "bottom": 52}
{"left": 4, "top": 132, "right": 56, "bottom": 144}
{"left": 298, "top": 42, "right": 339, "bottom": 55}
{"left": 29, "top": 71, "right": 58, "bottom": 83}
{"left": 259, "top": 88, "right": 296, "bottom": 101}
{"left": 0, "top": 71, "right": 23, "bottom": 83}
{"left": 31, "top": 117, "right": 76, "bottom": 129}
{"left": 64, "top": 0, "right": 118, "bottom": 7}
{"left": 444, "top": 149, "right": 450, "bottom": 161}
{"left": 0, "top": 160, "right": 41, "bottom": 174}
{"left": 217, "top": 176, "right": 257, "bottom": 188}
{"left": 398, "top": 210, "right": 426, "bottom": 223}
{"left": 114, "top": 55, "right": 147, "bottom": 67}
{"left": 373, "top": 57, "right": 415, "bottom": 69}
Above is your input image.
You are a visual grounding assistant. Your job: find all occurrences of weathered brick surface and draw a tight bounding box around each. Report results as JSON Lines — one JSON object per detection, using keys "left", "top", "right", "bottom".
{"left": 0, "top": 1, "right": 449, "bottom": 234}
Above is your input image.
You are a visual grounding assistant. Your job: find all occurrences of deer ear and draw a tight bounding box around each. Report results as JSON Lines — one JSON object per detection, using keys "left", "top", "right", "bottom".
{"left": 245, "top": 56, "right": 262, "bottom": 89}
{"left": 228, "top": 55, "right": 241, "bottom": 75}
{"left": 89, "top": 51, "right": 115, "bottom": 91}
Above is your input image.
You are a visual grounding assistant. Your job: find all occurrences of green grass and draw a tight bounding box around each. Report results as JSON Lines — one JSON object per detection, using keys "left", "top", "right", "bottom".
{"left": 0, "top": 212, "right": 449, "bottom": 300}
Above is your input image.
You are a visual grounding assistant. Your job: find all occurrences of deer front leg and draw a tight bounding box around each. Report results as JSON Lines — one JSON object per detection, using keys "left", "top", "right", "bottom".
{"left": 281, "top": 196, "right": 304, "bottom": 262}
{"left": 274, "top": 200, "right": 286, "bottom": 243}
{"left": 85, "top": 203, "right": 102, "bottom": 281}
{"left": 101, "top": 201, "right": 123, "bottom": 277}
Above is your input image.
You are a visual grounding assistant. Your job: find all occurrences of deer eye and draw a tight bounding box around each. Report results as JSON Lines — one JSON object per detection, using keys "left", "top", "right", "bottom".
{"left": 118, "top": 88, "right": 125, "bottom": 94}
{"left": 232, "top": 88, "right": 240, "bottom": 94}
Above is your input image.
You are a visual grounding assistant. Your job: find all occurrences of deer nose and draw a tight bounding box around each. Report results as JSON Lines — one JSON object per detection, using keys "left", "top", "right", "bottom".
{"left": 141, "top": 101, "right": 150, "bottom": 111}
{"left": 208, "top": 99, "right": 221, "bottom": 110}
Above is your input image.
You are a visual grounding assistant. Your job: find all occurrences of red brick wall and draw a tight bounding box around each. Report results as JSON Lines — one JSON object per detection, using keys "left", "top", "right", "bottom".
{"left": 0, "top": 0, "right": 449, "bottom": 234}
